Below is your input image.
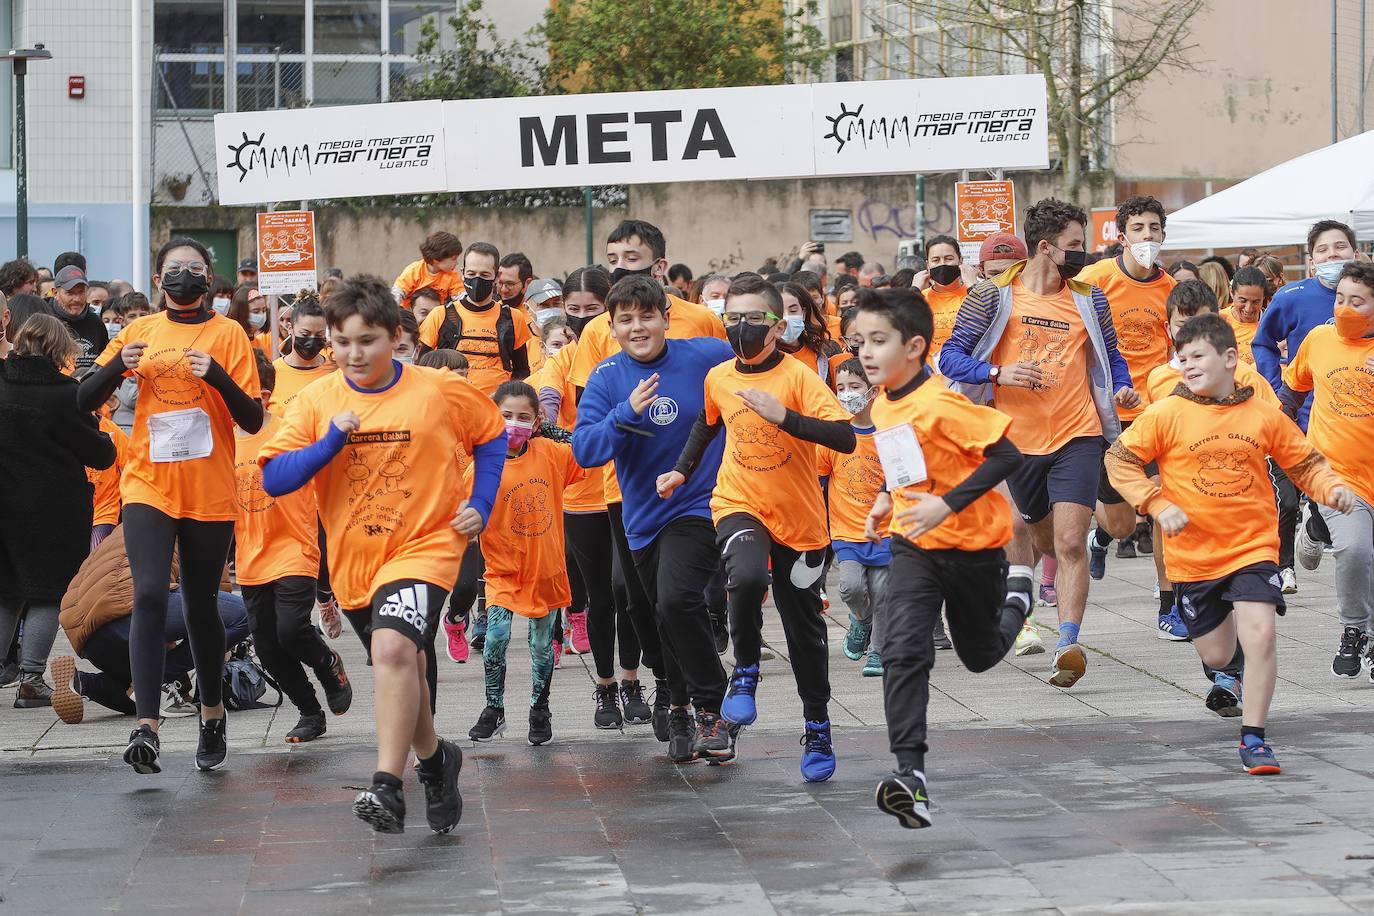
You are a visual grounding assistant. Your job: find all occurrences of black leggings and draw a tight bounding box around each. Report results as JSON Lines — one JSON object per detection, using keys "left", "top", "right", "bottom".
{"left": 241, "top": 576, "right": 332, "bottom": 716}
{"left": 448, "top": 540, "right": 485, "bottom": 624}
{"left": 607, "top": 502, "right": 664, "bottom": 680}
{"left": 124, "top": 504, "right": 235, "bottom": 720}
{"left": 565, "top": 511, "right": 640, "bottom": 679}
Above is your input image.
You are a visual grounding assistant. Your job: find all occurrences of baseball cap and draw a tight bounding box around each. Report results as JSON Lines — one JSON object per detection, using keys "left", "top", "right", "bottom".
{"left": 238, "top": 258, "right": 258, "bottom": 272}
{"left": 978, "top": 233, "right": 1027, "bottom": 264}
{"left": 55, "top": 265, "right": 88, "bottom": 290}
{"left": 525, "top": 278, "right": 562, "bottom": 306}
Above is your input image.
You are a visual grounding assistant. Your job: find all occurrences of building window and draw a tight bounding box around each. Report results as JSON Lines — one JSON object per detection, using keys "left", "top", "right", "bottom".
{"left": 313, "top": 60, "right": 382, "bottom": 105}
{"left": 390, "top": 0, "right": 454, "bottom": 54}
{"left": 238, "top": 0, "right": 307, "bottom": 53}
{"left": 157, "top": 60, "right": 226, "bottom": 111}
{"left": 154, "top": 0, "right": 224, "bottom": 53}
{"left": 315, "top": 0, "right": 383, "bottom": 53}
{"left": 237, "top": 59, "right": 307, "bottom": 111}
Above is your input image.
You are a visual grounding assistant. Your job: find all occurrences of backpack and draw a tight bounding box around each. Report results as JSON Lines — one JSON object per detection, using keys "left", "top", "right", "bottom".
{"left": 437, "top": 301, "right": 519, "bottom": 371}
{"left": 222, "top": 639, "right": 284, "bottom": 711}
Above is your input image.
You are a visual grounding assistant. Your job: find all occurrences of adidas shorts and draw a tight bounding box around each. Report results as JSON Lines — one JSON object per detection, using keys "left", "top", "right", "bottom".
{"left": 358, "top": 578, "right": 450, "bottom": 650}
{"left": 1174, "top": 562, "right": 1286, "bottom": 639}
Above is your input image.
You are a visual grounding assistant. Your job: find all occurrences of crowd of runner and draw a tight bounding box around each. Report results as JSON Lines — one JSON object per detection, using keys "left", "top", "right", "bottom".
{"left": 0, "top": 197, "right": 1369, "bottom": 836}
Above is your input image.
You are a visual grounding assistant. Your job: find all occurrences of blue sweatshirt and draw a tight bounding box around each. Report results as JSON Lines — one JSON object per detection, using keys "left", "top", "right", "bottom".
{"left": 573, "top": 337, "right": 734, "bottom": 550}
{"left": 1253, "top": 278, "right": 1334, "bottom": 430}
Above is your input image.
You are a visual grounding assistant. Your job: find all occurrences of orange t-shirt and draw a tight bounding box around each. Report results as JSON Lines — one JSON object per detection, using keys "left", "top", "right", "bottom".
{"left": 393, "top": 259, "right": 465, "bottom": 310}
{"left": 869, "top": 379, "right": 1014, "bottom": 552}
{"left": 991, "top": 279, "right": 1102, "bottom": 456}
{"left": 267, "top": 357, "right": 335, "bottom": 414}
{"left": 417, "top": 302, "right": 533, "bottom": 395}
{"left": 88, "top": 416, "right": 130, "bottom": 526}
{"left": 1115, "top": 393, "right": 1323, "bottom": 582}
{"left": 816, "top": 427, "right": 890, "bottom": 543}
{"left": 1142, "top": 359, "right": 1278, "bottom": 409}
{"left": 533, "top": 343, "right": 606, "bottom": 513}
{"left": 465, "top": 437, "right": 586, "bottom": 617}
{"left": 258, "top": 364, "right": 505, "bottom": 609}
{"left": 925, "top": 281, "right": 967, "bottom": 362}
{"left": 97, "top": 312, "right": 261, "bottom": 522}
{"left": 1220, "top": 306, "right": 1259, "bottom": 367}
{"left": 704, "top": 353, "right": 849, "bottom": 551}
{"left": 234, "top": 414, "right": 320, "bottom": 585}
{"left": 1283, "top": 324, "right": 1374, "bottom": 509}
{"left": 1077, "top": 258, "right": 1173, "bottom": 421}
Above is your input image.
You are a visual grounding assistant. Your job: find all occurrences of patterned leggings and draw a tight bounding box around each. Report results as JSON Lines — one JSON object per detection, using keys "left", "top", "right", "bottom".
{"left": 483, "top": 606, "right": 556, "bottom": 710}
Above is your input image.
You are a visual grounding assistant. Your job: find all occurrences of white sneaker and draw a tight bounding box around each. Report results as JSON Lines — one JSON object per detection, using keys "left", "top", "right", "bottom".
{"left": 160, "top": 682, "right": 198, "bottom": 717}
{"left": 316, "top": 597, "right": 343, "bottom": 640}
{"left": 1015, "top": 623, "right": 1045, "bottom": 656}
{"left": 1280, "top": 567, "right": 1297, "bottom": 594}
{"left": 1296, "top": 506, "right": 1324, "bottom": 571}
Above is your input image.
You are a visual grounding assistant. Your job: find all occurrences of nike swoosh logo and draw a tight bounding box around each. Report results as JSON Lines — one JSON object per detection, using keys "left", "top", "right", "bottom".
{"left": 790, "top": 551, "right": 826, "bottom": 589}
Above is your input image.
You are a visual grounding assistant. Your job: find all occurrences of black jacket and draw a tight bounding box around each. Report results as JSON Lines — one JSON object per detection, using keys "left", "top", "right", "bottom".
{"left": 0, "top": 355, "right": 116, "bottom": 603}
{"left": 50, "top": 302, "right": 109, "bottom": 372}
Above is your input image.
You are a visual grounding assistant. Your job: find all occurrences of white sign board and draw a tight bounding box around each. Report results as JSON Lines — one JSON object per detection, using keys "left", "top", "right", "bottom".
{"left": 811, "top": 75, "right": 1049, "bottom": 177}
{"left": 443, "top": 85, "right": 815, "bottom": 191}
{"left": 215, "top": 100, "right": 448, "bottom": 205}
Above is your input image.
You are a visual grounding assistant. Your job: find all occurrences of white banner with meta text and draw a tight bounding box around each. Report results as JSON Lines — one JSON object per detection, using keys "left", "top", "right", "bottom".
{"left": 214, "top": 75, "right": 1048, "bottom": 205}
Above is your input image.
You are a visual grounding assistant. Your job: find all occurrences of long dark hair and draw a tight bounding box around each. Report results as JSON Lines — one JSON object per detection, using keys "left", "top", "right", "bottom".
{"left": 564, "top": 265, "right": 612, "bottom": 301}
{"left": 779, "top": 280, "right": 838, "bottom": 359}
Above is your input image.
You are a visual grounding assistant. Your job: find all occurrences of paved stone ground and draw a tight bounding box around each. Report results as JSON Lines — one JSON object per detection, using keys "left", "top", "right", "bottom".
{"left": 2, "top": 553, "right": 1374, "bottom": 914}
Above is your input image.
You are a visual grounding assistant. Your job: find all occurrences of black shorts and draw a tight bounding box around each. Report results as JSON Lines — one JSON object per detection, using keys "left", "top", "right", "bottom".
{"left": 1175, "top": 562, "right": 1286, "bottom": 639}
{"left": 1097, "top": 422, "right": 1159, "bottom": 506}
{"left": 1005, "top": 436, "right": 1106, "bottom": 524}
{"left": 351, "top": 578, "right": 450, "bottom": 650}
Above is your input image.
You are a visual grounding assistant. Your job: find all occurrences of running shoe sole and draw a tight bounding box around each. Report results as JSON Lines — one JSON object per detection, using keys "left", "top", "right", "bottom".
{"left": 1015, "top": 634, "right": 1046, "bottom": 657}
{"left": 49, "top": 656, "right": 83, "bottom": 725}
{"left": 876, "top": 777, "right": 932, "bottom": 829}
{"left": 469, "top": 722, "right": 506, "bottom": 742}
{"left": 1156, "top": 628, "right": 1189, "bottom": 641}
{"left": 353, "top": 791, "right": 405, "bottom": 833}
{"left": 1242, "top": 761, "right": 1281, "bottom": 776}
{"left": 528, "top": 729, "right": 554, "bottom": 747}
{"left": 123, "top": 738, "right": 161, "bottom": 775}
{"left": 1205, "top": 685, "right": 1241, "bottom": 717}
{"left": 623, "top": 710, "right": 651, "bottom": 726}
{"left": 1049, "top": 645, "right": 1087, "bottom": 688}
{"left": 1332, "top": 662, "right": 1362, "bottom": 679}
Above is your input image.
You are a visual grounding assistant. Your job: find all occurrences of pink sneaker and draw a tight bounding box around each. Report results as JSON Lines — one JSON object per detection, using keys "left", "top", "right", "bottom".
{"left": 553, "top": 640, "right": 563, "bottom": 669}
{"left": 443, "top": 617, "right": 469, "bottom": 664}
{"left": 566, "top": 610, "right": 590, "bottom": 655}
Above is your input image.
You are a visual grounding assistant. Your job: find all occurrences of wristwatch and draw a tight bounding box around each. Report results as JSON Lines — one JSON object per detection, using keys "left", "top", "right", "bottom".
{"left": 988, "top": 365, "right": 1001, "bottom": 386}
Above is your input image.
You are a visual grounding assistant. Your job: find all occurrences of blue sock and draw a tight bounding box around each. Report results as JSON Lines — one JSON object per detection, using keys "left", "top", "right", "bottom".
{"left": 1057, "top": 622, "right": 1080, "bottom": 649}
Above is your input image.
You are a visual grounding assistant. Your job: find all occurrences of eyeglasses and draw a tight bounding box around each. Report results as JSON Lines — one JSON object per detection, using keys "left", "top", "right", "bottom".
{"left": 163, "top": 261, "right": 209, "bottom": 276}
{"left": 722, "top": 311, "right": 779, "bottom": 327}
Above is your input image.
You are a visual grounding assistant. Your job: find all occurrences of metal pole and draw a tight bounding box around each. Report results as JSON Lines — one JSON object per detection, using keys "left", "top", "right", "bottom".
{"left": 132, "top": 0, "right": 148, "bottom": 288}
{"left": 1361, "top": 0, "right": 1367, "bottom": 133}
{"left": 1333, "top": 0, "right": 1339, "bottom": 143}
{"left": 914, "top": 174, "right": 926, "bottom": 247}
{"left": 583, "top": 186, "right": 594, "bottom": 265}
{"left": 14, "top": 61, "right": 27, "bottom": 258}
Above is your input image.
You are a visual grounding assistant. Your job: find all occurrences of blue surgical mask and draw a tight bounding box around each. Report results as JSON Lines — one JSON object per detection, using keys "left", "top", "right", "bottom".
{"left": 781, "top": 314, "right": 806, "bottom": 344}
{"left": 103, "top": 321, "right": 122, "bottom": 338}
{"left": 705, "top": 298, "right": 726, "bottom": 317}
{"left": 533, "top": 307, "right": 561, "bottom": 329}
{"left": 1315, "top": 259, "right": 1352, "bottom": 288}
{"left": 248, "top": 311, "right": 267, "bottom": 330}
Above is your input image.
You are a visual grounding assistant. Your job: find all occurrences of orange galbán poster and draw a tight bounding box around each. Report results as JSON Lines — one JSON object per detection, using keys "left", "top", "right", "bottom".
{"left": 255, "top": 210, "right": 318, "bottom": 295}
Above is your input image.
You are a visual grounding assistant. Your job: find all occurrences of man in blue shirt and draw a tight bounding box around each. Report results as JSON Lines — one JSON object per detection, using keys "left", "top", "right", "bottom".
{"left": 573, "top": 276, "right": 735, "bottom": 766}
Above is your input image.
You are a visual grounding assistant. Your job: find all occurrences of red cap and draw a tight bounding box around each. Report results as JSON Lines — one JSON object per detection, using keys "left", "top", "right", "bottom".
{"left": 978, "top": 232, "right": 1027, "bottom": 264}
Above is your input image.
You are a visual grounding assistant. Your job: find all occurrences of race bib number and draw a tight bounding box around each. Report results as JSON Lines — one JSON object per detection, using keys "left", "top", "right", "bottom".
{"left": 148, "top": 407, "right": 213, "bottom": 463}
{"left": 874, "top": 423, "right": 927, "bottom": 489}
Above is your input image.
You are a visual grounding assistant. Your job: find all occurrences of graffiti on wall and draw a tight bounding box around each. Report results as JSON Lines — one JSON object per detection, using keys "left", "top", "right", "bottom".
{"left": 856, "top": 198, "right": 956, "bottom": 243}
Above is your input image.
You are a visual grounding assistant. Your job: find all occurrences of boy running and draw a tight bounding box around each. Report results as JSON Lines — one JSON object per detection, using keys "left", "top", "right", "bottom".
{"left": 855, "top": 288, "right": 1028, "bottom": 828}
{"left": 1107, "top": 313, "right": 1354, "bottom": 775}
{"left": 259, "top": 276, "right": 507, "bottom": 834}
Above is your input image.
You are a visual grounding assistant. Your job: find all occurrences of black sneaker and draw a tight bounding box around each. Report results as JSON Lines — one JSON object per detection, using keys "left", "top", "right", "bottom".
{"left": 1333, "top": 626, "right": 1368, "bottom": 678}
{"left": 354, "top": 781, "right": 406, "bottom": 834}
{"left": 620, "top": 679, "right": 651, "bottom": 725}
{"left": 469, "top": 706, "right": 506, "bottom": 741}
{"left": 694, "top": 710, "right": 737, "bottom": 764}
{"left": 415, "top": 739, "right": 463, "bottom": 834}
{"left": 196, "top": 715, "right": 227, "bottom": 771}
{"left": 1116, "top": 536, "right": 1138, "bottom": 559}
{"left": 667, "top": 708, "right": 697, "bottom": 763}
{"left": 593, "top": 683, "right": 623, "bottom": 729}
{"left": 528, "top": 705, "right": 553, "bottom": 746}
{"left": 123, "top": 724, "right": 161, "bottom": 774}
{"left": 285, "top": 712, "right": 326, "bottom": 744}
{"left": 710, "top": 611, "right": 729, "bottom": 654}
{"left": 1133, "top": 520, "right": 1154, "bottom": 555}
{"left": 650, "top": 679, "right": 671, "bottom": 742}
{"left": 876, "top": 769, "right": 933, "bottom": 829}
{"left": 315, "top": 650, "right": 353, "bottom": 716}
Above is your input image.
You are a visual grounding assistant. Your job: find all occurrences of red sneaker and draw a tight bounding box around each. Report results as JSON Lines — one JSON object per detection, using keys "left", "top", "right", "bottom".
{"left": 566, "top": 610, "right": 590, "bottom": 655}
{"left": 443, "top": 617, "right": 469, "bottom": 664}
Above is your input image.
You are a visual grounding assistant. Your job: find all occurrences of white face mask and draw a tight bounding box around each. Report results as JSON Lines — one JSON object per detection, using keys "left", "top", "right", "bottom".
{"left": 104, "top": 321, "right": 122, "bottom": 338}
{"left": 705, "top": 298, "right": 726, "bottom": 317}
{"left": 781, "top": 314, "right": 806, "bottom": 344}
{"left": 248, "top": 311, "right": 268, "bottom": 330}
{"left": 1129, "top": 241, "right": 1163, "bottom": 269}
{"left": 395, "top": 352, "right": 414, "bottom": 365}
{"left": 211, "top": 296, "right": 231, "bottom": 315}
{"left": 1315, "top": 259, "right": 1352, "bottom": 287}
{"left": 838, "top": 388, "right": 872, "bottom": 415}
{"left": 533, "top": 307, "right": 562, "bottom": 329}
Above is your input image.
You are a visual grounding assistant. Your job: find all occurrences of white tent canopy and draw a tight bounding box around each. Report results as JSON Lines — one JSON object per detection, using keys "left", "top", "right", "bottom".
{"left": 1162, "top": 130, "right": 1374, "bottom": 251}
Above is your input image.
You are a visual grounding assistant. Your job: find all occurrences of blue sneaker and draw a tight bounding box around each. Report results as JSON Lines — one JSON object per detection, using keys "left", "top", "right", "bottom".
{"left": 1239, "top": 739, "right": 1281, "bottom": 775}
{"left": 721, "top": 665, "right": 760, "bottom": 725}
{"left": 1157, "top": 607, "right": 1190, "bottom": 641}
{"left": 800, "top": 720, "right": 836, "bottom": 782}
{"left": 1088, "top": 529, "right": 1108, "bottom": 580}
{"left": 1206, "top": 673, "right": 1242, "bottom": 717}
{"left": 469, "top": 613, "right": 487, "bottom": 652}
{"left": 843, "top": 618, "right": 871, "bottom": 661}
{"left": 862, "top": 651, "right": 882, "bottom": 677}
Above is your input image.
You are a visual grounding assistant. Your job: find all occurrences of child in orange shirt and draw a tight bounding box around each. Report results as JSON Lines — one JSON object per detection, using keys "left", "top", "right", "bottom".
{"left": 854, "top": 288, "right": 1027, "bottom": 830}
{"left": 1107, "top": 313, "right": 1354, "bottom": 776}
{"left": 234, "top": 351, "right": 352, "bottom": 744}
{"left": 465, "top": 381, "right": 586, "bottom": 747}
{"left": 391, "top": 230, "right": 465, "bottom": 311}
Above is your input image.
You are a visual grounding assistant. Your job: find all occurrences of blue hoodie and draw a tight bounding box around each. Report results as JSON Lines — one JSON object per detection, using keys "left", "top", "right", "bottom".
{"left": 1253, "top": 278, "right": 1335, "bottom": 430}
{"left": 573, "top": 337, "right": 734, "bottom": 550}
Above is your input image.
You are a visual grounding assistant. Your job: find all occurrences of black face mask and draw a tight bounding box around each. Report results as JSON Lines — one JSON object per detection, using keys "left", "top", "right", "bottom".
{"left": 293, "top": 335, "right": 326, "bottom": 360}
{"left": 565, "top": 313, "right": 595, "bottom": 336}
{"left": 1057, "top": 249, "right": 1088, "bottom": 281}
{"left": 161, "top": 270, "right": 210, "bottom": 306}
{"left": 502, "top": 293, "right": 523, "bottom": 309}
{"left": 610, "top": 266, "right": 654, "bottom": 284}
{"left": 464, "top": 276, "right": 495, "bottom": 304}
{"left": 727, "top": 321, "right": 771, "bottom": 361}
{"left": 929, "top": 264, "right": 962, "bottom": 287}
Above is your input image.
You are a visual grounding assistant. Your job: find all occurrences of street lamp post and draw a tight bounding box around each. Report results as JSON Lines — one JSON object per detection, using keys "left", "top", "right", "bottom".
{"left": 2, "top": 45, "right": 53, "bottom": 259}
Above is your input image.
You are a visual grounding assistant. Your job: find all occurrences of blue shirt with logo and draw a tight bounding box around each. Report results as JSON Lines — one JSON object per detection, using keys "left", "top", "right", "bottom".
{"left": 573, "top": 337, "right": 734, "bottom": 549}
